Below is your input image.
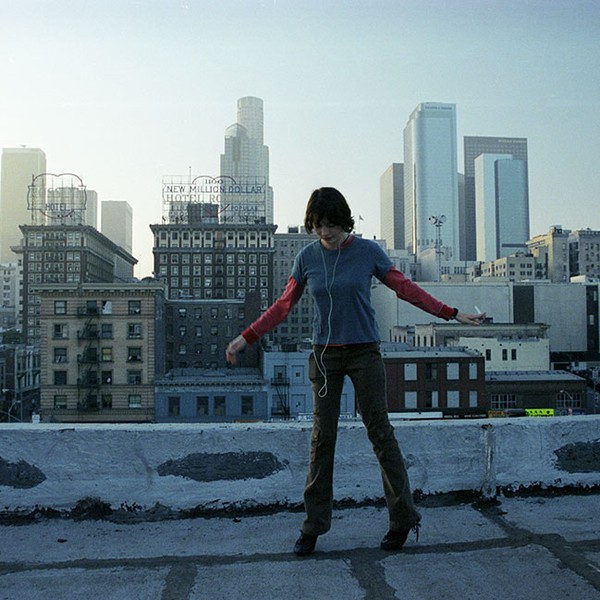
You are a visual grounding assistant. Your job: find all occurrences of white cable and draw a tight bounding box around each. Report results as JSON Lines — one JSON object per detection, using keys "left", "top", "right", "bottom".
{"left": 315, "top": 245, "right": 341, "bottom": 398}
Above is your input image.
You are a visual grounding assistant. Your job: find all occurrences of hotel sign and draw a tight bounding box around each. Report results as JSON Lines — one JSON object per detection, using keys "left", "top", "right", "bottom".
{"left": 27, "top": 173, "right": 87, "bottom": 224}
{"left": 162, "top": 174, "right": 266, "bottom": 224}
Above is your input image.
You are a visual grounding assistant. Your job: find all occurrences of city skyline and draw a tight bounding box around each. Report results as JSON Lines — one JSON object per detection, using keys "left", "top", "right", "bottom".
{"left": 1, "top": 0, "right": 599, "bottom": 277}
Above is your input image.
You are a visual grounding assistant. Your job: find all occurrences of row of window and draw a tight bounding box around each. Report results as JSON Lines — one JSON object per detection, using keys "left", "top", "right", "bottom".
{"left": 405, "top": 390, "right": 479, "bottom": 409}
{"left": 404, "top": 362, "right": 479, "bottom": 380}
{"left": 27, "top": 231, "right": 81, "bottom": 246}
{"left": 489, "top": 392, "right": 581, "bottom": 409}
{"left": 158, "top": 264, "right": 269, "bottom": 276}
{"left": 54, "top": 370, "right": 144, "bottom": 385}
{"left": 155, "top": 231, "right": 271, "bottom": 249}
{"left": 53, "top": 394, "right": 143, "bottom": 410}
{"left": 165, "top": 276, "right": 269, "bottom": 289}
{"left": 158, "top": 252, "right": 269, "bottom": 265}
{"left": 485, "top": 348, "right": 518, "bottom": 361}
{"left": 53, "top": 345, "right": 143, "bottom": 362}
{"left": 53, "top": 322, "right": 144, "bottom": 341}
{"left": 166, "top": 395, "right": 254, "bottom": 417}
{"left": 54, "top": 300, "right": 142, "bottom": 315}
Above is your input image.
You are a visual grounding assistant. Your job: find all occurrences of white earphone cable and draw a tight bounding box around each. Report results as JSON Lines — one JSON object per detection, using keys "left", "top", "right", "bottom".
{"left": 315, "top": 245, "right": 341, "bottom": 398}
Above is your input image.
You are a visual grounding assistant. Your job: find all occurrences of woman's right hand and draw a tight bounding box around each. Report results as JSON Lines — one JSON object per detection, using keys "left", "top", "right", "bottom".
{"left": 226, "top": 335, "right": 247, "bottom": 365}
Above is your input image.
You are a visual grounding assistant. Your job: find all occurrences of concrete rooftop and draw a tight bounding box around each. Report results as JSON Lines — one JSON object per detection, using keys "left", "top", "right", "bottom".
{"left": 1, "top": 492, "right": 599, "bottom": 599}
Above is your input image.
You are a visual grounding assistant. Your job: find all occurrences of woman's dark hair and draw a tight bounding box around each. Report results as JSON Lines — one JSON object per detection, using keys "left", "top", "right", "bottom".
{"left": 304, "top": 187, "right": 355, "bottom": 234}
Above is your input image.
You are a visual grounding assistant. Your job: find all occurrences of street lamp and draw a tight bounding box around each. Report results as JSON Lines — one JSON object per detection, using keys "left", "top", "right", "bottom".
{"left": 1, "top": 388, "right": 21, "bottom": 423}
{"left": 428, "top": 215, "right": 446, "bottom": 282}
{"left": 559, "top": 389, "right": 576, "bottom": 416}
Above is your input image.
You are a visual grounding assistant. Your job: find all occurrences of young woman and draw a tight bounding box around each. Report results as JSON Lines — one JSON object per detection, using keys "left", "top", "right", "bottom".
{"left": 226, "top": 187, "right": 485, "bottom": 556}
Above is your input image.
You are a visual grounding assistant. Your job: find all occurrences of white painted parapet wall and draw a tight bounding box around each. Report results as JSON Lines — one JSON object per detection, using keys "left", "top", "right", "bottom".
{"left": 1, "top": 416, "right": 599, "bottom": 515}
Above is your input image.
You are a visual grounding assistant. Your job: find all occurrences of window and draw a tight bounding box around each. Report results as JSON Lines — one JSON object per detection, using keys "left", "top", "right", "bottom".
{"left": 511, "top": 349, "right": 517, "bottom": 361}
{"left": 54, "top": 371, "right": 67, "bottom": 385}
{"left": 53, "top": 323, "right": 68, "bottom": 339}
{"left": 101, "top": 323, "right": 113, "bottom": 339}
{"left": 485, "top": 349, "right": 492, "bottom": 361}
{"left": 241, "top": 396, "right": 253, "bottom": 416}
{"left": 425, "top": 363, "right": 438, "bottom": 380}
{"left": 404, "top": 363, "right": 417, "bottom": 380}
{"left": 54, "top": 395, "right": 67, "bottom": 409}
{"left": 128, "top": 300, "right": 141, "bottom": 315}
{"left": 127, "top": 323, "right": 142, "bottom": 338}
{"left": 197, "top": 396, "right": 209, "bottom": 415}
{"left": 54, "top": 300, "right": 67, "bottom": 315}
{"left": 447, "top": 363, "right": 459, "bottom": 380}
{"left": 101, "top": 394, "right": 113, "bottom": 409}
{"left": 53, "top": 348, "right": 67, "bottom": 363}
{"left": 557, "top": 391, "right": 582, "bottom": 409}
{"left": 168, "top": 396, "right": 181, "bottom": 416}
{"left": 128, "top": 394, "right": 142, "bottom": 408}
{"left": 490, "top": 394, "right": 516, "bottom": 409}
{"left": 469, "top": 363, "right": 478, "bottom": 379}
{"left": 101, "top": 370, "right": 113, "bottom": 384}
{"left": 101, "top": 300, "right": 113, "bottom": 315}
{"left": 425, "top": 391, "right": 438, "bottom": 408}
{"left": 101, "top": 347, "right": 113, "bottom": 362}
{"left": 447, "top": 390, "right": 460, "bottom": 408}
{"left": 127, "top": 347, "right": 142, "bottom": 362}
{"left": 128, "top": 370, "right": 142, "bottom": 385}
{"left": 502, "top": 349, "right": 508, "bottom": 361}
{"left": 405, "top": 391, "right": 417, "bottom": 409}
{"left": 214, "top": 396, "right": 226, "bottom": 416}
{"left": 86, "top": 300, "right": 98, "bottom": 315}
{"left": 469, "top": 391, "right": 478, "bottom": 408}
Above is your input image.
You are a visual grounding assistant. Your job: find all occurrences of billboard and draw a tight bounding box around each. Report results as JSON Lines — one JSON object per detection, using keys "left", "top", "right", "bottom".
{"left": 162, "top": 174, "right": 266, "bottom": 225}
{"left": 27, "top": 173, "right": 87, "bottom": 225}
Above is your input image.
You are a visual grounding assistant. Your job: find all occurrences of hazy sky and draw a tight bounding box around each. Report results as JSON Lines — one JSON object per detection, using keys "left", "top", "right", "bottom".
{"left": 1, "top": 0, "right": 599, "bottom": 277}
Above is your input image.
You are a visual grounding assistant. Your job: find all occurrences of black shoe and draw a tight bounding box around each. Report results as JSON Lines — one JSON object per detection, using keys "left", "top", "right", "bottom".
{"left": 380, "top": 523, "right": 419, "bottom": 551}
{"left": 294, "top": 532, "right": 318, "bottom": 556}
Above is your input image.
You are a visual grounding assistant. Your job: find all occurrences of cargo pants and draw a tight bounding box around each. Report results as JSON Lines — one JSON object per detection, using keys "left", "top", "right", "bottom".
{"left": 302, "top": 342, "right": 421, "bottom": 536}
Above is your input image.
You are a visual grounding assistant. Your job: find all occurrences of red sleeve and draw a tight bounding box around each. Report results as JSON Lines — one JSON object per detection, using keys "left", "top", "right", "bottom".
{"left": 383, "top": 266, "right": 455, "bottom": 321}
{"left": 241, "top": 276, "right": 305, "bottom": 344}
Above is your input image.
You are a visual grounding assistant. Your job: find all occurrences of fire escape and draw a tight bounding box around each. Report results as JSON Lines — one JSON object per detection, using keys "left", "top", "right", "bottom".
{"left": 271, "top": 372, "right": 290, "bottom": 418}
{"left": 77, "top": 304, "right": 100, "bottom": 411}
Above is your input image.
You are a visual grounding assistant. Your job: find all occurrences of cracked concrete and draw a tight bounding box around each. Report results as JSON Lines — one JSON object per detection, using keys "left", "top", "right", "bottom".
{"left": 1, "top": 493, "right": 599, "bottom": 600}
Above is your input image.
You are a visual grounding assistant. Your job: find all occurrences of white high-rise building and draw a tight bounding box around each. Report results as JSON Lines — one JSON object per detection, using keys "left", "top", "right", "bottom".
{"left": 0, "top": 147, "right": 46, "bottom": 263}
{"left": 220, "top": 97, "right": 274, "bottom": 225}
{"left": 84, "top": 190, "right": 98, "bottom": 229}
{"left": 101, "top": 201, "right": 133, "bottom": 255}
{"left": 403, "top": 103, "right": 459, "bottom": 259}
{"left": 475, "top": 153, "right": 529, "bottom": 261}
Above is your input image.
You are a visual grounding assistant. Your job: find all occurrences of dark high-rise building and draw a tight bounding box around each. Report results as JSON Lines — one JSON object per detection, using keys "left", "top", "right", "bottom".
{"left": 15, "top": 224, "right": 137, "bottom": 345}
{"left": 462, "top": 136, "right": 528, "bottom": 261}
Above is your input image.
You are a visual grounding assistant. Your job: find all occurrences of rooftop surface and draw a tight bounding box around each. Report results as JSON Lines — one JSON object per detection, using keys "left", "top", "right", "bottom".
{"left": 1, "top": 492, "right": 599, "bottom": 600}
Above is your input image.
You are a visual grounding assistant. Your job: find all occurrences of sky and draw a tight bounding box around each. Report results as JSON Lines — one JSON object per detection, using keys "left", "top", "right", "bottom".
{"left": 1, "top": 0, "right": 599, "bottom": 277}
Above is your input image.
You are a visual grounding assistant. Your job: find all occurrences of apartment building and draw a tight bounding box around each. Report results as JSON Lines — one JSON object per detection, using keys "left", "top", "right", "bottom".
{"left": 38, "top": 282, "right": 165, "bottom": 423}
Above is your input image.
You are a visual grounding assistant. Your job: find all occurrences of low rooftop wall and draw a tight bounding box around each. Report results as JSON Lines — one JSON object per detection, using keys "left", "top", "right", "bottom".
{"left": 1, "top": 416, "right": 599, "bottom": 518}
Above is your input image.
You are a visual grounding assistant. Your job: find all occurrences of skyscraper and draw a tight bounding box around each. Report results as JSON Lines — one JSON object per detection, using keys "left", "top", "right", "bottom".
{"left": 463, "top": 136, "right": 528, "bottom": 261}
{"left": 84, "top": 190, "right": 98, "bottom": 229}
{"left": 380, "top": 163, "right": 405, "bottom": 250}
{"left": 403, "top": 103, "right": 459, "bottom": 259}
{"left": 101, "top": 201, "right": 133, "bottom": 255}
{"left": 475, "top": 154, "right": 529, "bottom": 261}
{"left": 0, "top": 147, "right": 46, "bottom": 263}
{"left": 220, "top": 97, "right": 274, "bottom": 225}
